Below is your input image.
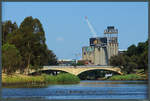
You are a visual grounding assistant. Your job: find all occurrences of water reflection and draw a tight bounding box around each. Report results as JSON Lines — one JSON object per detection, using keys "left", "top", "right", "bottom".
{"left": 78, "top": 80, "right": 147, "bottom": 87}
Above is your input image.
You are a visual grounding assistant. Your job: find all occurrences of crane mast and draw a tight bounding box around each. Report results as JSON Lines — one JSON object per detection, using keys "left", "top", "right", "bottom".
{"left": 85, "top": 16, "right": 98, "bottom": 37}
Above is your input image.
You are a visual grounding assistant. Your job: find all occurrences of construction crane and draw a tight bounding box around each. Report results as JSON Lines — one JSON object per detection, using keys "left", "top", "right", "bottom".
{"left": 85, "top": 16, "right": 98, "bottom": 38}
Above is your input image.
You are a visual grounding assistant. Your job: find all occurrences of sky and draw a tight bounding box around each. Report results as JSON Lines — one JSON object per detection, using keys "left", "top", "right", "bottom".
{"left": 2, "top": 2, "right": 148, "bottom": 60}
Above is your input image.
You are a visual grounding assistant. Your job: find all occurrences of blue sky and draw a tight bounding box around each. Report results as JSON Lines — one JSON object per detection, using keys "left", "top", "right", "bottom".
{"left": 2, "top": 2, "right": 148, "bottom": 60}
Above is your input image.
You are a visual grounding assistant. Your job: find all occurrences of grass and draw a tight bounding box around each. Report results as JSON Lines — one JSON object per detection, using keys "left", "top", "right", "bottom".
{"left": 2, "top": 73, "right": 80, "bottom": 87}
{"left": 108, "top": 74, "right": 144, "bottom": 80}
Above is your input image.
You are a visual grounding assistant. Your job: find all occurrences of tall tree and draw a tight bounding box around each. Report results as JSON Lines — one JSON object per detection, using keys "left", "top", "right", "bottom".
{"left": 19, "top": 16, "right": 47, "bottom": 71}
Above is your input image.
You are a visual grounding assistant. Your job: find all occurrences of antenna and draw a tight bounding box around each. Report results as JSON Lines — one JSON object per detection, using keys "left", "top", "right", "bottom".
{"left": 85, "top": 16, "right": 98, "bottom": 37}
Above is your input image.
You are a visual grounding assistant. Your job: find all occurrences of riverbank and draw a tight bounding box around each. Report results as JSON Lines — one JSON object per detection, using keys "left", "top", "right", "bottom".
{"left": 2, "top": 73, "right": 80, "bottom": 88}
{"left": 108, "top": 74, "right": 147, "bottom": 80}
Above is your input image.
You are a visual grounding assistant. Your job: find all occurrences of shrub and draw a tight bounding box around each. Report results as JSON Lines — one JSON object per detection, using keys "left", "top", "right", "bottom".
{"left": 109, "top": 74, "right": 143, "bottom": 80}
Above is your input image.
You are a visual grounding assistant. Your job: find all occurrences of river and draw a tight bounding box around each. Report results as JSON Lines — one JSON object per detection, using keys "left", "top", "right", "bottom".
{"left": 2, "top": 80, "right": 148, "bottom": 99}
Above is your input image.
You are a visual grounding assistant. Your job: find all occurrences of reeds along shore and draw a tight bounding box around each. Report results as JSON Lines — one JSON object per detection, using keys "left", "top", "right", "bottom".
{"left": 2, "top": 73, "right": 80, "bottom": 86}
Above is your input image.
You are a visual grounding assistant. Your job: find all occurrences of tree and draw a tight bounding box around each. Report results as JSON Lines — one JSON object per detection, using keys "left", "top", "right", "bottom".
{"left": 110, "top": 39, "right": 148, "bottom": 74}
{"left": 18, "top": 16, "right": 58, "bottom": 68}
{"left": 136, "top": 42, "right": 146, "bottom": 55}
{"left": 47, "top": 50, "right": 58, "bottom": 65}
{"left": 125, "top": 44, "right": 137, "bottom": 57}
{"left": 125, "top": 62, "right": 137, "bottom": 74}
{"left": 7, "top": 17, "right": 47, "bottom": 71}
{"left": 109, "top": 54, "right": 137, "bottom": 74}
{"left": 2, "top": 43, "right": 22, "bottom": 75}
{"left": 2, "top": 21, "right": 18, "bottom": 45}
{"left": 137, "top": 50, "right": 148, "bottom": 72}
{"left": 6, "top": 16, "right": 58, "bottom": 72}
{"left": 109, "top": 54, "right": 125, "bottom": 67}
{"left": 3, "top": 17, "right": 58, "bottom": 74}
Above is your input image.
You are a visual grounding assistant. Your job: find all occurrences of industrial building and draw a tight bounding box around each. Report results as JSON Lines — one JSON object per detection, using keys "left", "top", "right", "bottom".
{"left": 82, "top": 26, "right": 118, "bottom": 65}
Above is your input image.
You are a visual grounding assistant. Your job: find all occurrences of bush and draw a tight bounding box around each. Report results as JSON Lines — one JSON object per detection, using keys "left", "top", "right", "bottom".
{"left": 56, "top": 73, "right": 80, "bottom": 83}
{"left": 109, "top": 74, "right": 143, "bottom": 80}
{"left": 42, "top": 74, "right": 57, "bottom": 83}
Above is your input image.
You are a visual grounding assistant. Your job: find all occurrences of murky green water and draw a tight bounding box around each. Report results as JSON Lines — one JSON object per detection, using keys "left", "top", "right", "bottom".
{"left": 2, "top": 80, "right": 148, "bottom": 99}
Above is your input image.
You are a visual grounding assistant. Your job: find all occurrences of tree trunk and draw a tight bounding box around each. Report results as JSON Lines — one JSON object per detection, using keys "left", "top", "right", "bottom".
{"left": 27, "top": 54, "right": 31, "bottom": 74}
{"left": 27, "top": 41, "right": 31, "bottom": 74}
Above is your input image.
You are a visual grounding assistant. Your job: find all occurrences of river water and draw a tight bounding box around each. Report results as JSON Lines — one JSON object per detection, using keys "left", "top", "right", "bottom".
{"left": 2, "top": 80, "right": 148, "bottom": 99}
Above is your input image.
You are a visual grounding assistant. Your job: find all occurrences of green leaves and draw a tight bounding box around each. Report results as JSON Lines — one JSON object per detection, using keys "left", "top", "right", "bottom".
{"left": 2, "top": 43, "right": 22, "bottom": 75}
{"left": 109, "top": 39, "right": 148, "bottom": 74}
{"left": 2, "top": 16, "right": 58, "bottom": 74}
{"left": 2, "top": 21, "right": 18, "bottom": 45}
{"left": 109, "top": 74, "right": 142, "bottom": 80}
{"left": 109, "top": 54, "right": 125, "bottom": 68}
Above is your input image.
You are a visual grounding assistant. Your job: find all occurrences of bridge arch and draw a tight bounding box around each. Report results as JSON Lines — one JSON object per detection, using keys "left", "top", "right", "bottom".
{"left": 76, "top": 68, "right": 121, "bottom": 76}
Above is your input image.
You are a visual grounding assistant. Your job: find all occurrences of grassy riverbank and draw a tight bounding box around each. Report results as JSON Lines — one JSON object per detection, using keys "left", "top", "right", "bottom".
{"left": 2, "top": 73, "right": 80, "bottom": 87}
{"left": 108, "top": 74, "right": 147, "bottom": 80}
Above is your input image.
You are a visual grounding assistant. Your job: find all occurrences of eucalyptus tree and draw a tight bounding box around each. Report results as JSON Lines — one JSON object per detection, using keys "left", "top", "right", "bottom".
{"left": 18, "top": 16, "right": 48, "bottom": 71}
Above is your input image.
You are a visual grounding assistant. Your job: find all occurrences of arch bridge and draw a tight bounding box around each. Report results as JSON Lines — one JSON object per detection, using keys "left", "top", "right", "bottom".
{"left": 29, "top": 66, "right": 123, "bottom": 76}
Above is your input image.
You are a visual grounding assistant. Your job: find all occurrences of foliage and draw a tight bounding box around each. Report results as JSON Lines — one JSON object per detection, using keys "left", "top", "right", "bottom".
{"left": 2, "top": 16, "right": 58, "bottom": 74}
{"left": 108, "top": 74, "right": 143, "bottom": 80}
{"left": 138, "top": 50, "right": 148, "bottom": 71}
{"left": 2, "top": 21, "right": 18, "bottom": 45}
{"left": 41, "top": 74, "right": 57, "bottom": 83}
{"left": 125, "top": 45, "right": 137, "bottom": 56}
{"left": 2, "top": 43, "right": 22, "bottom": 75}
{"left": 109, "top": 54, "right": 125, "bottom": 67}
{"left": 109, "top": 39, "right": 148, "bottom": 74}
{"left": 47, "top": 50, "right": 58, "bottom": 65}
{"left": 56, "top": 73, "right": 80, "bottom": 83}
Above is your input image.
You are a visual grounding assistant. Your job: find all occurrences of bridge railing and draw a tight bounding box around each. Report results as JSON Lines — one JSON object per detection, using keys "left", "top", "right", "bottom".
{"left": 43, "top": 65, "right": 115, "bottom": 68}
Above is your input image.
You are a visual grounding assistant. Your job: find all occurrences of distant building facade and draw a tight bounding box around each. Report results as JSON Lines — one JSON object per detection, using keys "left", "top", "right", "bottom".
{"left": 82, "top": 26, "right": 118, "bottom": 65}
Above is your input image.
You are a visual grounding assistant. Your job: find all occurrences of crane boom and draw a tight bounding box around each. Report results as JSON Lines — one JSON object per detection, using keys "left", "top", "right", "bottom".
{"left": 85, "top": 16, "right": 97, "bottom": 37}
